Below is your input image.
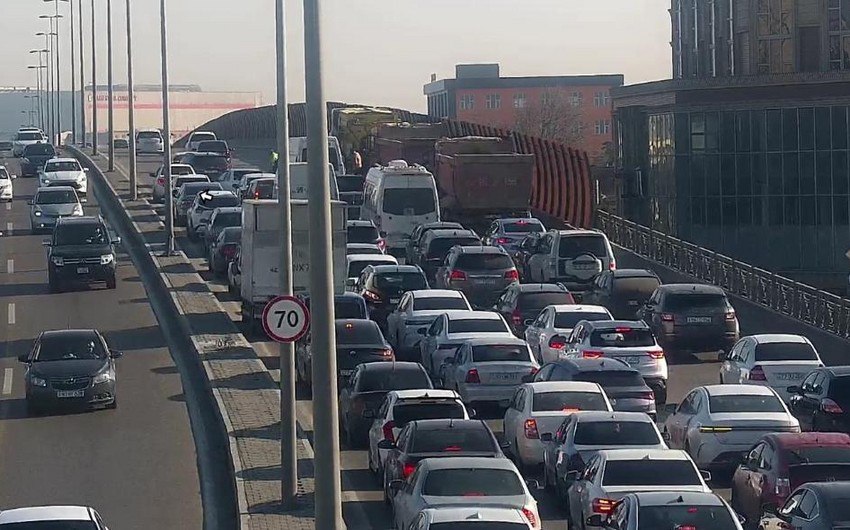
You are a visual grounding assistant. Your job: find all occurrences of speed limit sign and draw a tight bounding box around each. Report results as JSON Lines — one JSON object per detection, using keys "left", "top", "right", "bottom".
{"left": 261, "top": 295, "right": 311, "bottom": 343}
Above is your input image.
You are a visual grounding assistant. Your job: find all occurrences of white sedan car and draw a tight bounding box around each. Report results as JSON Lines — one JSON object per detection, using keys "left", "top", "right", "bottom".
{"left": 720, "top": 333, "right": 823, "bottom": 402}
{"left": 150, "top": 163, "right": 195, "bottom": 202}
{"left": 12, "top": 130, "right": 44, "bottom": 157}
{"left": 663, "top": 384, "right": 800, "bottom": 472}
{"left": 419, "top": 311, "right": 514, "bottom": 376}
{"left": 390, "top": 457, "right": 541, "bottom": 530}
{"left": 0, "top": 505, "right": 109, "bottom": 528}
{"left": 385, "top": 289, "right": 472, "bottom": 357}
{"left": 345, "top": 253, "right": 398, "bottom": 291}
{"left": 408, "top": 507, "right": 533, "bottom": 530}
{"left": 185, "top": 190, "right": 239, "bottom": 240}
{"left": 0, "top": 166, "right": 15, "bottom": 201}
{"left": 39, "top": 158, "right": 88, "bottom": 195}
{"left": 503, "top": 381, "right": 612, "bottom": 468}
{"left": 524, "top": 304, "right": 612, "bottom": 363}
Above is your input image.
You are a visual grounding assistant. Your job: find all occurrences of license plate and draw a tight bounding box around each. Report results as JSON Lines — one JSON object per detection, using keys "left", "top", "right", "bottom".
{"left": 618, "top": 356, "right": 642, "bottom": 365}
{"left": 340, "top": 370, "right": 354, "bottom": 377}
{"left": 776, "top": 372, "right": 803, "bottom": 381}
{"left": 390, "top": 298, "right": 400, "bottom": 304}
{"left": 627, "top": 300, "right": 639, "bottom": 306}
{"left": 76, "top": 267, "right": 89, "bottom": 274}
{"left": 475, "top": 279, "right": 497, "bottom": 286}
{"left": 494, "top": 373, "right": 518, "bottom": 382}
{"left": 573, "top": 263, "right": 595, "bottom": 270}
{"left": 57, "top": 390, "right": 84, "bottom": 398}
{"left": 686, "top": 316, "right": 712, "bottom": 323}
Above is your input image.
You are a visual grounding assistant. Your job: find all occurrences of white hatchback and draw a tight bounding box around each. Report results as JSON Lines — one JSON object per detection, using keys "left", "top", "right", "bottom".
{"left": 0, "top": 165, "right": 15, "bottom": 201}
{"left": 524, "top": 304, "right": 613, "bottom": 363}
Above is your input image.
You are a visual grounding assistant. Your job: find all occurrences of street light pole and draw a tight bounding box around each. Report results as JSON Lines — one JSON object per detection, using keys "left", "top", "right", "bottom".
{"left": 36, "top": 33, "right": 53, "bottom": 141}
{"left": 78, "top": 0, "right": 86, "bottom": 147}
{"left": 160, "top": 0, "right": 175, "bottom": 255}
{"left": 274, "top": 0, "right": 296, "bottom": 508}
{"left": 303, "top": 0, "right": 343, "bottom": 526}
{"left": 28, "top": 66, "right": 44, "bottom": 131}
{"left": 106, "top": 0, "right": 114, "bottom": 171}
{"left": 69, "top": 0, "right": 76, "bottom": 144}
{"left": 125, "top": 0, "right": 137, "bottom": 199}
{"left": 90, "top": 0, "right": 98, "bottom": 155}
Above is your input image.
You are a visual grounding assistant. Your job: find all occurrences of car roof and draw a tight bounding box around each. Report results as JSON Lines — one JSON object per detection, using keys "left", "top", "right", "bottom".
{"left": 554, "top": 358, "right": 632, "bottom": 371}
{"left": 461, "top": 336, "right": 529, "bottom": 347}
{"left": 358, "top": 361, "right": 424, "bottom": 373}
{"left": 369, "top": 265, "right": 422, "bottom": 274}
{"left": 572, "top": 410, "right": 655, "bottom": 423}
{"left": 598, "top": 448, "right": 690, "bottom": 461}
{"left": 527, "top": 381, "right": 603, "bottom": 393}
{"left": 703, "top": 384, "right": 777, "bottom": 396}
{"left": 197, "top": 190, "right": 236, "bottom": 198}
{"left": 805, "top": 481, "right": 850, "bottom": 496}
{"left": 335, "top": 318, "right": 377, "bottom": 328}
{"left": 45, "top": 157, "right": 78, "bottom": 164}
{"left": 549, "top": 304, "right": 610, "bottom": 314}
{"left": 347, "top": 243, "right": 380, "bottom": 248}
{"left": 424, "top": 506, "right": 527, "bottom": 524}
{"left": 498, "top": 217, "right": 543, "bottom": 224}
{"left": 426, "top": 229, "right": 479, "bottom": 239}
{"left": 555, "top": 229, "right": 603, "bottom": 236}
{"left": 828, "top": 366, "right": 850, "bottom": 376}
{"left": 419, "top": 456, "right": 517, "bottom": 471}
{"left": 445, "top": 310, "right": 501, "bottom": 321}
{"left": 36, "top": 186, "right": 76, "bottom": 193}
{"left": 56, "top": 216, "right": 103, "bottom": 226}
{"left": 212, "top": 206, "right": 241, "bottom": 214}
{"left": 514, "top": 283, "right": 567, "bottom": 293}
{"left": 658, "top": 283, "right": 726, "bottom": 295}
{"left": 190, "top": 152, "right": 227, "bottom": 157}
{"left": 584, "top": 320, "right": 650, "bottom": 330}
{"left": 749, "top": 334, "right": 810, "bottom": 344}
{"left": 410, "top": 289, "right": 465, "bottom": 299}
{"left": 347, "top": 254, "right": 397, "bottom": 263}
{"left": 409, "top": 418, "right": 489, "bottom": 431}
{"left": 0, "top": 506, "right": 93, "bottom": 523}
{"left": 631, "top": 491, "right": 725, "bottom": 507}
{"left": 390, "top": 389, "right": 460, "bottom": 400}
{"left": 347, "top": 220, "right": 376, "bottom": 227}
{"left": 40, "top": 329, "right": 98, "bottom": 341}
{"left": 453, "top": 245, "right": 506, "bottom": 255}
{"left": 766, "top": 432, "right": 850, "bottom": 449}
{"left": 611, "top": 268, "right": 660, "bottom": 279}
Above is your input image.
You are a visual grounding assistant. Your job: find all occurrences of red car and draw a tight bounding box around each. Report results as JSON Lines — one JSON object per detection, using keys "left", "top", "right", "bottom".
{"left": 730, "top": 432, "right": 850, "bottom": 526}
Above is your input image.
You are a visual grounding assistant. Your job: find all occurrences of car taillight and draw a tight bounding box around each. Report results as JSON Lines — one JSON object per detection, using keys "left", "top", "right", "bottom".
{"left": 821, "top": 398, "right": 844, "bottom": 414}
{"left": 402, "top": 462, "right": 416, "bottom": 479}
{"left": 377, "top": 238, "right": 386, "bottom": 251}
{"left": 382, "top": 420, "right": 395, "bottom": 443}
{"left": 380, "top": 348, "right": 394, "bottom": 358}
{"left": 592, "top": 498, "right": 616, "bottom": 514}
{"left": 609, "top": 258, "right": 616, "bottom": 271}
{"left": 529, "top": 366, "right": 539, "bottom": 377}
{"left": 775, "top": 478, "right": 791, "bottom": 498}
{"left": 726, "top": 310, "right": 736, "bottom": 321}
{"left": 548, "top": 335, "right": 567, "bottom": 350}
{"left": 582, "top": 350, "right": 604, "bottom": 359}
{"left": 449, "top": 270, "right": 467, "bottom": 281}
{"left": 512, "top": 308, "right": 522, "bottom": 326}
{"left": 748, "top": 365, "right": 767, "bottom": 381}
{"left": 496, "top": 237, "right": 510, "bottom": 245}
{"left": 363, "top": 290, "right": 381, "bottom": 302}
{"left": 521, "top": 507, "right": 539, "bottom": 529}
{"left": 156, "top": 176, "right": 165, "bottom": 185}
{"left": 524, "top": 419, "right": 539, "bottom": 439}
{"left": 465, "top": 369, "right": 480, "bottom": 384}
{"left": 504, "top": 269, "right": 519, "bottom": 281}
{"left": 647, "top": 349, "right": 664, "bottom": 359}
{"left": 641, "top": 391, "right": 656, "bottom": 400}
{"left": 661, "top": 313, "right": 674, "bottom": 322}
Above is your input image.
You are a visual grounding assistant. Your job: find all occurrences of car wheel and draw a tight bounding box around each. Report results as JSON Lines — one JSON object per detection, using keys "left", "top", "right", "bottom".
{"left": 106, "top": 275, "right": 117, "bottom": 290}
{"left": 383, "top": 469, "right": 392, "bottom": 505}
{"left": 106, "top": 397, "right": 118, "bottom": 410}
{"left": 654, "top": 385, "right": 667, "bottom": 406}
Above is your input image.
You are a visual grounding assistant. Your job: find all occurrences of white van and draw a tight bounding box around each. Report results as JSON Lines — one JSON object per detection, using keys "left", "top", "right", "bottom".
{"left": 288, "top": 136, "right": 345, "bottom": 176}
{"left": 288, "top": 162, "right": 340, "bottom": 200}
{"left": 361, "top": 160, "right": 441, "bottom": 258}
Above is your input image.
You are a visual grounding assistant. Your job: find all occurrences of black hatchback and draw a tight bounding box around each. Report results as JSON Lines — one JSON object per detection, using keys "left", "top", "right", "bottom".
{"left": 20, "top": 143, "right": 57, "bottom": 177}
{"left": 788, "top": 366, "right": 850, "bottom": 432}
{"left": 356, "top": 265, "right": 429, "bottom": 329}
{"left": 583, "top": 269, "right": 661, "bottom": 319}
{"left": 295, "top": 319, "right": 394, "bottom": 386}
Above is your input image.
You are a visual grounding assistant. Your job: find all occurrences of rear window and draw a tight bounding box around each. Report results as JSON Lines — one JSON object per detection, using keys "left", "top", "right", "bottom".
{"left": 198, "top": 194, "right": 239, "bottom": 209}
{"left": 138, "top": 131, "right": 161, "bottom": 139}
{"left": 172, "top": 166, "right": 194, "bottom": 175}
{"left": 427, "top": 237, "right": 481, "bottom": 258}
{"left": 754, "top": 342, "right": 819, "bottom": 362}
{"left": 411, "top": 427, "right": 496, "bottom": 453}
{"left": 554, "top": 311, "right": 612, "bottom": 329}
{"left": 664, "top": 293, "right": 729, "bottom": 311}
{"left": 784, "top": 446, "right": 850, "bottom": 464}
{"left": 613, "top": 277, "right": 660, "bottom": 294}
{"left": 602, "top": 459, "right": 700, "bottom": 486}
{"left": 23, "top": 144, "right": 54, "bottom": 155}
{"left": 421, "top": 468, "right": 523, "bottom": 496}
{"left": 191, "top": 156, "right": 229, "bottom": 171}
{"left": 382, "top": 188, "right": 437, "bottom": 215}
{"left": 558, "top": 235, "right": 609, "bottom": 259}
{"left": 199, "top": 141, "right": 227, "bottom": 152}
{"left": 357, "top": 369, "right": 432, "bottom": 392}
{"left": 589, "top": 328, "right": 656, "bottom": 347}
{"left": 574, "top": 421, "right": 660, "bottom": 445}
{"left": 829, "top": 376, "right": 850, "bottom": 401}
{"left": 455, "top": 254, "right": 513, "bottom": 270}
{"left": 374, "top": 272, "right": 428, "bottom": 292}
{"left": 191, "top": 133, "right": 216, "bottom": 142}
{"left": 348, "top": 225, "right": 379, "bottom": 243}
{"left": 471, "top": 344, "right": 531, "bottom": 362}
{"left": 519, "top": 292, "right": 574, "bottom": 310}
{"left": 637, "top": 506, "right": 738, "bottom": 530}
{"left": 574, "top": 370, "right": 646, "bottom": 388}
{"left": 392, "top": 401, "right": 466, "bottom": 426}
{"left": 708, "top": 394, "right": 786, "bottom": 413}
{"left": 222, "top": 228, "right": 241, "bottom": 243}
{"left": 348, "top": 260, "right": 388, "bottom": 278}
{"left": 448, "top": 318, "right": 506, "bottom": 334}
{"left": 176, "top": 177, "right": 210, "bottom": 187}
{"left": 413, "top": 297, "right": 469, "bottom": 311}
{"left": 213, "top": 212, "right": 241, "bottom": 226}
{"left": 503, "top": 221, "right": 545, "bottom": 233}
{"left": 335, "top": 299, "right": 366, "bottom": 319}
{"left": 337, "top": 176, "right": 363, "bottom": 193}
{"left": 532, "top": 391, "right": 609, "bottom": 412}
{"left": 334, "top": 321, "right": 384, "bottom": 344}
{"left": 17, "top": 132, "right": 42, "bottom": 141}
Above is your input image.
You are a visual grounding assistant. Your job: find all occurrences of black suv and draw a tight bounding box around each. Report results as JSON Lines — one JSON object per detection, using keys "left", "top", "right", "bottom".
{"left": 46, "top": 216, "right": 120, "bottom": 292}
{"left": 414, "top": 228, "right": 481, "bottom": 283}
{"left": 788, "top": 366, "right": 850, "bottom": 432}
{"left": 405, "top": 221, "right": 465, "bottom": 264}
{"left": 583, "top": 269, "right": 662, "bottom": 319}
{"left": 493, "top": 283, "right": 575, "bottom": 336}
{"left": 20, "top": 143, "right": 57, "bottom": 177}
{"left": 179, "top": 152, "right": 231, "bottom": 180}
{"left": 355, "top": 264, "right": 429, "bottom": 329}
{"left": 640, "top": 283, "right": 740, "bottom": 355}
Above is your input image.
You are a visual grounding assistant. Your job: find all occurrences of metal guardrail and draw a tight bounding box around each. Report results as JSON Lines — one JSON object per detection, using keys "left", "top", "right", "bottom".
{"left": 596, "top": 210, "right": 850, "bottom": 339}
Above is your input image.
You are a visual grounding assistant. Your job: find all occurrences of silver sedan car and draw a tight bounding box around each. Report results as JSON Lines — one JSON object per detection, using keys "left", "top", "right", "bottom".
{"left": 29, "top": 186, "right": 84, "bottom": 233}
{"left": 663, "top": 384, "right": 800, "bottom": 474}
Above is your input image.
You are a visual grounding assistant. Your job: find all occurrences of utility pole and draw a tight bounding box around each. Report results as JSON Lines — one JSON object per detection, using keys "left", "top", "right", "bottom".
{"left": 90, "top": 0, "right": 98, "bottom": 155}
{"left": 274, "top": 0, "right": 297, "bottom": 508}
{"left": 78, "top": 0, "right": 86, "bottom": 146}
{"left": 70, "top": 0, "right": 76, "bottom": 144}
{"left": 160, "top": 0, "right": 175, "bottom": 255}
{"left": 303, "top": 0, "right": 343, "bottom": 526}
{"left": 106, "top": 0, "right": 114, "bottom": 171}
{"left": 125, "top": 0, "right": 137, "bottom": 199}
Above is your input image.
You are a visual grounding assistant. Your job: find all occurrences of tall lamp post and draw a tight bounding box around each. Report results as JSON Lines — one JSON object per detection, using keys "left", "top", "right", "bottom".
{"left": 35, "top": 32, "right": 54, "bottom": 140}
{"left": 39, "top": 13, "right": 63, "bottom": 144}
{"left": 90, "top": 0, "right": 98, "bottom": 155}
{"left": 124, "top": 0, "right": 137, "bottom": 198}
{"left": 44, "top": 0, "right": 72, "bottom": 143}
{"left": 160, "top": 0, "right": 175, "bottom": 254}
{"left": 28, "top": 52, "right": 48, "bottom": 131}
{"left": 106, "top": 0, "right": 114, "bottom": 171}
{"left": 78, "top": 0, "right": 85, "bottom": 147}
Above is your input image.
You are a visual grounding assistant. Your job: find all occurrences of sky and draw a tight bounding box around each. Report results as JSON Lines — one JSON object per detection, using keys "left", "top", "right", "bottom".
{"left": 0, "top": 0, "right": 672, "bottom": 113}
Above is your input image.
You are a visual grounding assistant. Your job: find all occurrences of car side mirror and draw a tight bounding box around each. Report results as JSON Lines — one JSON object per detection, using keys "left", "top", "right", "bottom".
{"left": 83, "top": 167, "right": 90, "bottom": 172}
{"left": 762, "top": 503, "right": 778, "bottom": 516}
{"left": 172, "top": 189, "right": 179, "bottom": 197}
{"left": 499, "top": 440, "right": 511, "bottom": 450}
{"left": 540, "top": 432, "right": 553, "bottom": 443}
{"left": 699, "top": 470, "right": 712, "bottom": 482}
{"left": 27, "top": 199, "right": 33, "bottom": 205}
{"left": 586, "top": 515, "right": 604, "bottom": 528}
{"left": 524, "top": 319, "right": 534, "bottom": 326}
{"left": 468, "top": 408, "right": 477, "bottom": 419}
{"left": 362, "top": 409, "right": 375, "bottom": 419}
{"left": 109, "top": 349, "right": 124, "bottom": 358}
{"left": 389, "top": 479, "right": 405, "bottom": 494}
{"left": 566, "top": 470, "right": 580, "bottom": 479}
{"left": 377, "top": 439, "right": 395, "bottom": 450}
{"left": 17, "top": 354, "right": 29, "bottom": 363}
{"left": 787, "top": 385, "right": 801, "bottom": 394}
{"left": 10, "top": 174, "right": 16, "bottom": 180}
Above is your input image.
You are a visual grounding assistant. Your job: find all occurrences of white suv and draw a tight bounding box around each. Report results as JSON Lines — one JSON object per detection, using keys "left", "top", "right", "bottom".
{"left": 136, "top": 129, "right": 164, "bottom": 153}
{"left": 526, "top": 230, "right": 615, "bottom": 295}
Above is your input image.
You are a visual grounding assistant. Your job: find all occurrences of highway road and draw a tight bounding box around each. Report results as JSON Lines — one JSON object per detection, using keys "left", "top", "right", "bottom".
{"left": 0, "top": 153, "right": 203, "bottom": 529}
{"left": 115, "top": 149, "right": 850, "bottom": 529}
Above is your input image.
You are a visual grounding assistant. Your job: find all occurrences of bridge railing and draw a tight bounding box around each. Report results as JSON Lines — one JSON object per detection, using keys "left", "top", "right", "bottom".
{"left": 596, "top": 210, "right": 850, "bottom": 339}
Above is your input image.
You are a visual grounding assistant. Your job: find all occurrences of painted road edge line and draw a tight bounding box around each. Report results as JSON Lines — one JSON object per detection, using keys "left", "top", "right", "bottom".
{"left": 2, "top": 368, "right": 12, "bottom": 395}
{"left": 7, "top": 303, "right": 15, "bottom": 325}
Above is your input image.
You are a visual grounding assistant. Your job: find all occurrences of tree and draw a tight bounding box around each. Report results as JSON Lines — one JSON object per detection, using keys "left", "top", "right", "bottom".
{"left": 513, "top": 89, "right": 585, "bottom": 146}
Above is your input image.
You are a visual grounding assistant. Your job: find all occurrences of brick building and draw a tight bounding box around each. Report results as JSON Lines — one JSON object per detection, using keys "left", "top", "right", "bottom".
{"left": 423, "top": 64, "right": 624, "bottom": 162}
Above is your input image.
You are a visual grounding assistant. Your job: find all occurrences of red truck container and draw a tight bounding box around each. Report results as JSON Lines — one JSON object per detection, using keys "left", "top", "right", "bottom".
{"left": 373, "top": 123, "right": 445, "bottom": 170}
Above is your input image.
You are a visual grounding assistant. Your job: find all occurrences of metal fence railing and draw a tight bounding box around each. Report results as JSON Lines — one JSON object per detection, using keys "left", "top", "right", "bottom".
{"left": 596, "top": 210, "right": 850, "bottom": 340}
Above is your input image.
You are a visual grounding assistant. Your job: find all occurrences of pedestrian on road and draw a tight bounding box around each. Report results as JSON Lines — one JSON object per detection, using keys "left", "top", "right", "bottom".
{"left": 270, "top": 150, "right": 280, "bottom": 173}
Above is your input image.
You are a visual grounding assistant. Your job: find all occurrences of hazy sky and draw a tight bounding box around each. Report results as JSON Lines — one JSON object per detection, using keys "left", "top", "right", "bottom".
{"left": 1, "top": 0, "right": 672, "bottom": 112}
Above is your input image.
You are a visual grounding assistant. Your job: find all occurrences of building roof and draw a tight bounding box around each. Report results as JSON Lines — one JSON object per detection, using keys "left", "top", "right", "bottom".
{"left": 425, "top": 70, "right": 625, "bottom": 95}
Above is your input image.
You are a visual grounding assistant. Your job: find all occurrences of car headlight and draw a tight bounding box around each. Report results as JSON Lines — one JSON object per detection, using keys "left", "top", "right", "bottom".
{"left": 100, "top": 254, "right": 114, "bottom": 265}
{"left": 93, "top": 369, "right": 114, "bottom": 385}
{"left": 51, "top": 256, "right": 64, "bottom": 266}
{"left": 33, "top": 209, "right": 42, "bottom": 216}
{"left": 30, "top": 376, "right": 47, "bottom": 387}
{"left": 42, "top": 178, "right": 50, "bottom": 184}
{"left": 73, "top": 204, "right": 84, "bottom": 215}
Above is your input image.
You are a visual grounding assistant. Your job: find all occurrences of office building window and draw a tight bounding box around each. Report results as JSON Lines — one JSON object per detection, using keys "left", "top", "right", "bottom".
{"left": 756, "top": 0, "right": 794, "bottom": 73}
{"left": 595, "top": 119, "right": 611, "bottom": 136}
{"left": 486, "top": 94, "right": 501, "bottom": 110}
{"left": 569, "top": 91, "right": 583, "bottom": 107}
{"left": 459, "top": 94, "right": 474, "bottom": 110}
{"left": 829, "top": 0, "right": 850, "bottom": 70}
{"left": 513, "top": 93, "right": 527, "bottom": 108}
{"left": 593, "top": 91, "right": 610, "bottom": 108}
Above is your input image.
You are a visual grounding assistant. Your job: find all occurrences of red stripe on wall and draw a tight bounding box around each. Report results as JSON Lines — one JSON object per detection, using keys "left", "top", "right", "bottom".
{"left": 90, "top": 103, "right": 258, "bottom": 110}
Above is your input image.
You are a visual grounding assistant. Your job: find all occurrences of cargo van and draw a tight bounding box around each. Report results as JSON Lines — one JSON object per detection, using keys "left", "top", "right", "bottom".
{"left": 286, "top": 162, "right": 340, "bottom": 201}
{"left": 361, "top": 160, "right": 440, "bottom": 258}
{"left": 288, "top": 136, "right": 345, "bottom": 176}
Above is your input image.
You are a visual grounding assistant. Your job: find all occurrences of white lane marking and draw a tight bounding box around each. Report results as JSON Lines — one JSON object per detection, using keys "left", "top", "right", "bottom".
{"left": 2, "top": 368, "right": 12, "bottom": 395}
{"left": 5, "top": 259, "right": 12, "bottom": 274}
{"left": 4, "top": 202, "right": 10, "bottom": 211}
{"left": 5, "top": 221, "right": 11, "bottom": 233}
{"left": 7, "top": 303, "right": 15, "bottom": 325}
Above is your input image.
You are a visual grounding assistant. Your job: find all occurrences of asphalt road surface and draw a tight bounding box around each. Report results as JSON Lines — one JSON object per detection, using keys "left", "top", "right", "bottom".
{"left": 0, "top": 152, "right": 203, "bottom": 529}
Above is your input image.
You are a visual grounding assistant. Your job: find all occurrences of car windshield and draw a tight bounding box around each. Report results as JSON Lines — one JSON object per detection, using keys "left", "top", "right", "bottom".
{"left": 574, "top": 370, "right": 646, "bottom": 388}
{"left": 192, "top": 156, "right": 229, "bottom": 171}
{"left": 590, "top": 328, "right": 656, "bottom": 347}
{"left": 198, "top": 141, "right": 227, "bottom": 152}
{"left": 213, "top": 212, "right": 241, "bottom": 227}
{"left": 138, "top": 131, "right": 161, "bottom": 139}
{"left": 392, "top": 401, "right": 466, "bottom": 426}
{"left": 519, "top": 292, "right": 573, "bottom": 311}
{"left": 448, "top": 318, "right": 506, "bottom": 334}
{"left": 36, "top": 334, "right": 107, "bottom": 361}
{"left": 36, "top": 190, "right": 77, "bottom": 204}
{"left": 503, "top": 221, "right": 545, "bottom": 233}
{"left": 382, "top": 188, "right": 437, "bottom": 215}
{"left": 0, "top": 523, "right": 99, "bottom": 530}
{"left": 336, "top": 176, "right": 363, "bottom": 193}
{"left": 614, "top": 276, "right": 661, "bottom": 295}
{"left": 24, "top": 144, "right": 54, "bottom": 155}
{"left": 785, "top": 446, "right": 850, "bottom": 464}
{"left": 754, "top": 342, "right": 819, "bottom": 361}
{"left": 54, "top": 223, "right": 108, "bottom": 246}
{"left": 554, "top": 312, "right": 612, "bottom": 328}
{"left": 421, "top": 468, "right": 523, "bottom": 496}
{"left": 413, "top": 297, "right": 468, "bottom": 311}
{"left": 558, "top": 235, "right": 608, "bottom": 259}
{"left": 348, "top": 246, "right": 382, "bottom": 255}
{"left": 348, "top": 225, "right": 379, "bottom": 243}
{"left": 471, "top": 344, "right": 531, "bottom": 362}
{"left": 427, "top": 237, "right": 481, "bottom": 258}
{"left": 708, "top": 394, "right": 786, "bottom": 413}
{"left": 532, "top": 391, "right": 609, "bottom": 412}
{"left": 17, "top": 132, "right": 42, "bottom": 141}
{"left": 574, "top": 421, "right": 660, "bottom": 445}
{"left": 411, "top": 428, "right": 496, "bottom": 453}
{"left": 0, "top": 168, "right": 8, "bottom": 179}
{"left": 637, "top": 505, "right": 738, "bottom": 530}
{"left": 44, "top": 161, "right": 81, "bottom": 172}
{"left": 374, "top": 272, "right": 427, "bottom": 292}
{"left": 602, "top": 459, "right": 700, "bottom": 486}
{"left": 455, "top": 254, "right": 513, "bottom": 270}
{"left": 664, "top": 293, "right": 729, "bottom": 311}
{"left": 335, "top": 322, "right": 383, "bottom": 344}
{"left": 357, "top": 369, "right": 431, "bottom": 392}
{"left": 197, "top": 194, "right": 239, "bottom": 209}
{"left": 221, "top": 229, "right": 241, "bottom": 243}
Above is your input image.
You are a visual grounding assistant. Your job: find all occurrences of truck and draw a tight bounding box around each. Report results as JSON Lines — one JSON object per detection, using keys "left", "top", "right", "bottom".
{"left": 433, "top": 136, "right": 535, "bottom": 234}
{"left": 331, "top": 107, "right": 399, "bottom": 170}
{"left": 373, "top": 122, "right": 446, "bottom": 170}
{"left": 239, "top": 199, "right": 347, "bottom": 329}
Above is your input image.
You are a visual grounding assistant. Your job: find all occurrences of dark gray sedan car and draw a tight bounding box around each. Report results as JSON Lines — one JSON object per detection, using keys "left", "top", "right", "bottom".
{"left": 20, "top": 329, "right": 122, "bottom": 413}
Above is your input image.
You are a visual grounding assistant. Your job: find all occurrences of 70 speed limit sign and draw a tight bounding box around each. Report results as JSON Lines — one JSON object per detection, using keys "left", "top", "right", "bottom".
{"left": 261, "top": 295, "right": 311, "bottom": 343}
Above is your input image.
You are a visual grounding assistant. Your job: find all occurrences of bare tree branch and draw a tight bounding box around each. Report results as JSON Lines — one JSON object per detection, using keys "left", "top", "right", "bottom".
{"left": 513, "top": 89, "right": 585, "bottom": 146}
